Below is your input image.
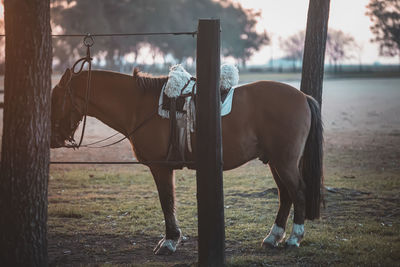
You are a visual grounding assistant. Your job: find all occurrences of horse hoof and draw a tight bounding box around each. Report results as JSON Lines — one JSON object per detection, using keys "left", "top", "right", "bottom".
{"left": 262, "top": 234, "right": 285, "bottom": 249}
{"left": 284, "top": 237, "right": 301, "bottom": 248}
{"left": 261, "top": 224, "right": 286, "bottom": 249}
{"left": 284, "top": 223, "right": 304, "bottom": 248}
{"left": 285, "top": 243, "right": 300, "bottom": 249}
{"left": 261, "top": 240, "right": 279, "bottom": 249}
{"left": 153, "top": 237, "right": 181, "bottom": 255}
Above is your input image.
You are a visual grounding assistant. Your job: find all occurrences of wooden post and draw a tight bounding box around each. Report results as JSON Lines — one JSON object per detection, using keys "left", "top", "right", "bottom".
{"left": 196, "top": 19, "right": 225, "bottom": 266}
{"left": 300, "top": 0, "right": 331, "bottom": 106}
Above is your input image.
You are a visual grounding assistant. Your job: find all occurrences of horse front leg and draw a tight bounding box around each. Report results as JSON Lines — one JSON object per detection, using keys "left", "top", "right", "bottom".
{"left": 149, "top": 165, "right": 182, "bottom": 255}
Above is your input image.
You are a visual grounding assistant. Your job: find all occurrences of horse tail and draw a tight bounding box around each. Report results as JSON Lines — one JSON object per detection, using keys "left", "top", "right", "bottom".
{"left": 302, "top": 95, "right": 324, "bottom": 220}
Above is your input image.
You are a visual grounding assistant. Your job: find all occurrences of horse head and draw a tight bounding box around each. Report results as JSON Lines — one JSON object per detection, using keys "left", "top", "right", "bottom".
{"left": 50, "top": 68, "right": 84, "bottom": 148}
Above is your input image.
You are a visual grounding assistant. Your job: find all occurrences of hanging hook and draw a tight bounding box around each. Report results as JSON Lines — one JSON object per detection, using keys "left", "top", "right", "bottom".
{"left": 83, "top": 33, "right": 94, "bottom": 47}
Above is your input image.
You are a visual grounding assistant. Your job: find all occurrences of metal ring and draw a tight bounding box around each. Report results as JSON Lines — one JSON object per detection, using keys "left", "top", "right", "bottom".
{"left": 83, "top": 34, "right": 94, "bottom": 47}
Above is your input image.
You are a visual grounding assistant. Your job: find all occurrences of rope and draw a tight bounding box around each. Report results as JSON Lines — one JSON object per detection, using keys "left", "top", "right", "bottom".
{"left": 78, "top": 47, "right": 92, "bottom": 147}
{"left": 0, "top": 31, "right": 197, "bottom": 38}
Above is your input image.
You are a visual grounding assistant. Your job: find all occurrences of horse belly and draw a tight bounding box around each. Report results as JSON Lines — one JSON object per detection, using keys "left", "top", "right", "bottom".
{"left": 220, "top": 100, "right": 260, "bottom": 170}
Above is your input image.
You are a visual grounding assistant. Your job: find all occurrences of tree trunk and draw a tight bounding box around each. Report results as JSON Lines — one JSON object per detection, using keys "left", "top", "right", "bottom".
{"left": 241, "top": 58, "right": 247, "bottom": 69}
{"left": 300, "top": 0, "right": 331, "bottom": 106}
{"left": 0, "top": 1, "right": 52, "bottom": 266}
{"left": 398, "top": 54, "right": 400, "bottom": 72}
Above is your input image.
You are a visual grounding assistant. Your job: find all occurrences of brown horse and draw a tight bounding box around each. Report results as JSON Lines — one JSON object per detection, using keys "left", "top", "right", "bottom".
{"left": 50, "top": 68, "right": 323, "bottom": 255}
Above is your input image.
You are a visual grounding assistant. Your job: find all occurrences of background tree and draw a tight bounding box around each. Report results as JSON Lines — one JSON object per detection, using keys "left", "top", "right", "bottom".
{"left": 281, "top": 30, "right": 305, "bottom": 71}
{"left": 0, "top": 0, "right": 52, "bottom": 266}
{"left": 354, "top": 42, "right": 364, "bottom": 72}
{"left": 366, "top": 0, "right": 400, "bottom": 65}
{"left": 0, "top": 18, "right": 4, "bottom": 74}
{"left": 50, "top": 0, "right": 269, "bottom": 71}
{"left": 218, "top": 2, "right": 269, "bottom": 67}
{"left": 326, "top": 29, "right": 355, "bottom": 72}
{"left": 51, "top": 0, "right": 141, "bottom": 69}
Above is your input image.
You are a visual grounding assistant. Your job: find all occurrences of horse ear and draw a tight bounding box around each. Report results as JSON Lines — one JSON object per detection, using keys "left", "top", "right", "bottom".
{"left": 133, "top": 67, "right": 140, "bottom": 78}
{"left": 59, "top": 68, "right": 72, "bottom": 87}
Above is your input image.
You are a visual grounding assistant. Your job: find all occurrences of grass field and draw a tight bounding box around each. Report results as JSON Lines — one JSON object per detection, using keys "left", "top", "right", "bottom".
{"left": 47, "top": 133, "right": 400, "bottom": 266}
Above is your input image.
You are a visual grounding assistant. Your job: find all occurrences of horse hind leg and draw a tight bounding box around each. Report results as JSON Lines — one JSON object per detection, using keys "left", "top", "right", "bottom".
{"left": 274, "top": 163, "right": 306, "bottom": 248}
{"left": 149, "top": 165, "right": 182, "bottom": 255}
{"left": 262, "top": 166, "right": 292, "bottom": 248}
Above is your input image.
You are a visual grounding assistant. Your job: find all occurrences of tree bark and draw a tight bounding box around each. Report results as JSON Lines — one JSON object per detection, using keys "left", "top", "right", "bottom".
{"left": 300, "top": 0, "right": 331, "bottom": 106}
{"left": 0, "top": 1, "right": 52, "bottom": 266}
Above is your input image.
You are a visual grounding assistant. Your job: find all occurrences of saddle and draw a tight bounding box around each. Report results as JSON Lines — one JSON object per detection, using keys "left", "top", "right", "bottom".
{"left": 161, "top": 77, "right": 196, "bottom": 113}
{"left": 159, "top": 64, "right": 239, "bottom": 165}
{"left": 161, "top": 88, "right": 232, "bottom": 164}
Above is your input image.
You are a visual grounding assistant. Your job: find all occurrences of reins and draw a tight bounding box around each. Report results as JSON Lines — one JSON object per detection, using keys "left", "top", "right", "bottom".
{"left": 64, "top": 34, "right": 94, "bottom": 149}
{"left": 79, "top": 106, "right": 160, "bottom": 149}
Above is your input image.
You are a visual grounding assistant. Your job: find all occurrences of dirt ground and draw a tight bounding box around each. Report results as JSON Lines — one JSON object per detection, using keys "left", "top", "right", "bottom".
{"left": 1, "top": 76, "right": 400, "bottom": 266}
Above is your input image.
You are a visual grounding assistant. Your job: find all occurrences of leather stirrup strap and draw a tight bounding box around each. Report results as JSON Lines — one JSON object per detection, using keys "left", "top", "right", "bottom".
{"left": 167, "top": 98, "right": 181, "bottom": 161}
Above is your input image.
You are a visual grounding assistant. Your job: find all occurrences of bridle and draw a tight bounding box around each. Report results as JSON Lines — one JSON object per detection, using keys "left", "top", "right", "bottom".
{"left": 54, "top": 71, "right": 160, "bottom": 149}
{"left": 53, "top": 34, "right": 161, "bottom": 149}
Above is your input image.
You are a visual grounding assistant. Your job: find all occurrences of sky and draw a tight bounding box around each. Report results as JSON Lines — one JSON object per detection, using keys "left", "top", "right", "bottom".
{"left": 234, "top": 0, "right": 398, "bottom": 65}
{"left": 0, "top": 1, "right": 397, "bottom": 65}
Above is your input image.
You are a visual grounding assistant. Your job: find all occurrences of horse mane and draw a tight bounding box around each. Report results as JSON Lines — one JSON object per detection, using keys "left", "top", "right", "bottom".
{"left": 133, "top": 68, "right": 168, "bottom": 93}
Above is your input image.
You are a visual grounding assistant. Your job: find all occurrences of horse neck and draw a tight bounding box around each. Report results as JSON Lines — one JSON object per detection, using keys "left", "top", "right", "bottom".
{"left": 72, "top": 70, "right": 159, "bottom": 136}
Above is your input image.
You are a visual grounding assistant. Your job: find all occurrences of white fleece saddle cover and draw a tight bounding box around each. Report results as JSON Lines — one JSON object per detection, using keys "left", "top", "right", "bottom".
{"left": 158, "top": 63, "right": 239, "bottom": 119}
